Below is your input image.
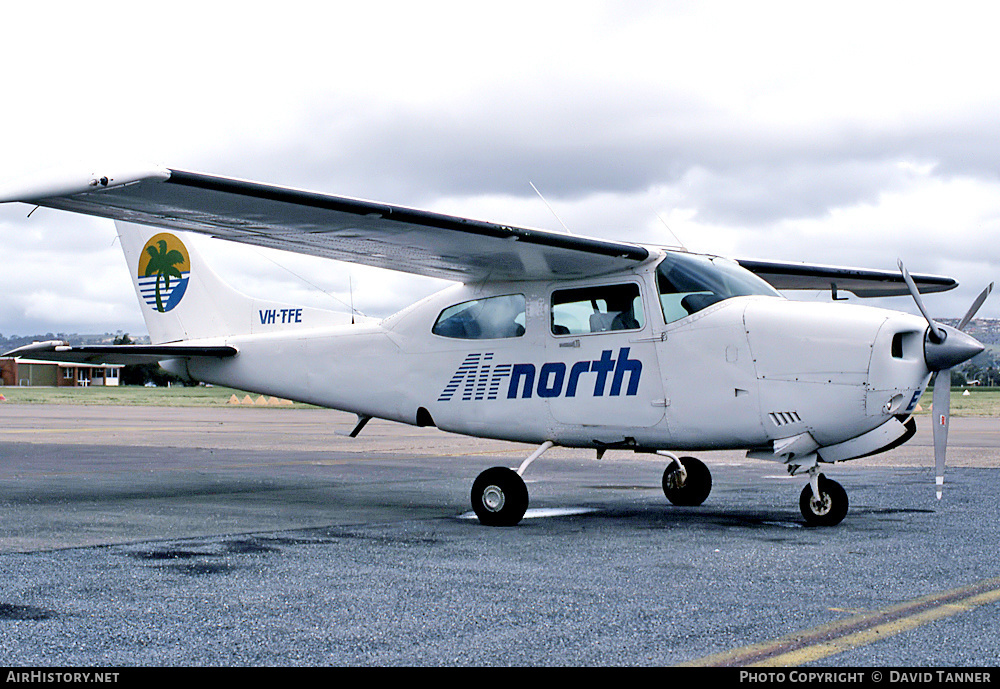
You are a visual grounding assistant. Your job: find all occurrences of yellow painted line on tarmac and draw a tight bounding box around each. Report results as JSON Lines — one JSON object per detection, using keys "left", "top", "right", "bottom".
{"left": 680, "top": 576, "right": 1000, "bottom": 667}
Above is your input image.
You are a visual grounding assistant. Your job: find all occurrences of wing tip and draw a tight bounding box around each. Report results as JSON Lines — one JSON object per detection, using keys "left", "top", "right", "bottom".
{"left": 0, "top": 165, "right": 170, "bottom": 204}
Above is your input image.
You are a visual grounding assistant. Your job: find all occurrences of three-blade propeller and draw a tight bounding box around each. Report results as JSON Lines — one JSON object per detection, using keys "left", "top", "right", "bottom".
{"left": 898, "top": 260, "right": 992, "bottom": 499}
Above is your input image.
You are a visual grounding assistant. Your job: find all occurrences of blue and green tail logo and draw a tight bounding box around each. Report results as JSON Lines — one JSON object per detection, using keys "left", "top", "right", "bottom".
{"left": 138, "top": 233, "right": 190, "bottom": 313}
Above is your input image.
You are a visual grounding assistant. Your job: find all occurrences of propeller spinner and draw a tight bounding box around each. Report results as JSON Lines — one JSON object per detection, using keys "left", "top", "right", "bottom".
{"left": 898, "top": 260, "right": 992, "bottom": 499}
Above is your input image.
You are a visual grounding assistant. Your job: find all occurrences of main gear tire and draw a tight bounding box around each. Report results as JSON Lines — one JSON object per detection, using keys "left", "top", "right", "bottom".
{"left": 471, "top": 467, "right": 529, "bottom": 526}
{"left": 662, "top": 456, "right": 712, "bottom": 506}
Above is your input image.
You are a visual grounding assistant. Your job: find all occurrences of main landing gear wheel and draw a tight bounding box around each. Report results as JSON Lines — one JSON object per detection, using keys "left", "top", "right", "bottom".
{"left": 662, "top": 456, "right": 712, "bottom": 506}
{"left": 799, "top": 474, "right": 849, "bottom": 527}
{"left": 471, "top": 467, "right": 529, "bottom": 527}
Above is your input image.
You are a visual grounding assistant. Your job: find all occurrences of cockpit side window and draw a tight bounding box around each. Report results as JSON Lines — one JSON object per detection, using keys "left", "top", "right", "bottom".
{"left": 432, "top": 294, "right": 526, "bottom": 340}
{"left": 551, "top": 283, "right": 645, "bottom": 335}
{"left": 657, "top": 252, "right": 780, "bottom": 324}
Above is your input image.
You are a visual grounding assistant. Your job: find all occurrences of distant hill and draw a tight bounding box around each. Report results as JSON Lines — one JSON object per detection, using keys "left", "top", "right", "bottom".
{"left": 1, "top": 332, "right": 151, "bottom": 352}
{"left": 937, "top": 318, "right": 1000, "bottom": 345}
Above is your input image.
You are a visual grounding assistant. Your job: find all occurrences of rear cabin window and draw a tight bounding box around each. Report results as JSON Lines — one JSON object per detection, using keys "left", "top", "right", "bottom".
{"left": 432, "top": 294, "right": 526, "bottom": 340}
{"left": 551, "top": 283, "right": 644, "bottom": 335}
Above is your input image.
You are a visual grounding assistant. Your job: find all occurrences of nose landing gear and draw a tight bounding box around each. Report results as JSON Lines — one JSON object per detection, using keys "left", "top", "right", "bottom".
{"left": 799, "top": 471, "right": 848, "bottom": 526}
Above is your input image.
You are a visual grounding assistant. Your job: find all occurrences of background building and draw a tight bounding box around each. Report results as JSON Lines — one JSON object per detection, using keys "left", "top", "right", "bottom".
{"left": 0, "top": 358, "right": 122, "bottom": 387}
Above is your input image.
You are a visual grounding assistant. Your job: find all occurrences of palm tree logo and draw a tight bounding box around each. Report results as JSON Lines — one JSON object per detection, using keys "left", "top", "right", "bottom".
{"left": 138, "top": 233, "right": 191, "bottom": 313}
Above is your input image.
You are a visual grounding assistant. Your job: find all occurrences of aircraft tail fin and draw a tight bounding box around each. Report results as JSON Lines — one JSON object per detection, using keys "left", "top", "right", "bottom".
{"left": 116, "top": 221, "right": 355, "bottom": 343}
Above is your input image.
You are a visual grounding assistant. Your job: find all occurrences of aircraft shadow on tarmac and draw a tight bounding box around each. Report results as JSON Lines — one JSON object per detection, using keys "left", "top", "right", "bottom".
{"left": 451, "top": 500, "right": 940, "bottom": 533}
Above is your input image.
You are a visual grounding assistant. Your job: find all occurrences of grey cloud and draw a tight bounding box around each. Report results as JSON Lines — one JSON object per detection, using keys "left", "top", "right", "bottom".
{"left": 203, "top": 85, "right": 1000, "bottom": 237}
{"left": 676, "top": 159, "right": 917, "bottom": 225}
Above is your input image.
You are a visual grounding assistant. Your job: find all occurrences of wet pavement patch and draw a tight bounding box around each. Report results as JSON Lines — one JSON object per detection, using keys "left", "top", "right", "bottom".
{"left": 314, "top": 527, "right": 441, "bottom": 546}
{"left": 128, "top": 548, "right": 218, "bottom": 561}
{"left": 161, "top": 562, "right": 235, "bottom": 576}
{"left": 224, "top": 538, "right": 281, "bottom": 555}
{"left": 0, "top": 603, "right": 53, "bottom": 621}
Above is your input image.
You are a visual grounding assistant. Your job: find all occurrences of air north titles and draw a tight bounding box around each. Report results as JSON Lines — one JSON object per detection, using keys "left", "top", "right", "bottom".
{"left": 439, "top": 347, "right": 642, "bottom": 402}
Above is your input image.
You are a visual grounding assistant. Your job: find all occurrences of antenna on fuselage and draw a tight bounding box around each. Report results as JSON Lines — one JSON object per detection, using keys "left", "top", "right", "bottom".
{"left": 245, "top": 244, "right": 364, "bottom": 319}
{"left": 655, "top": 211, "right": 687, "bottom": 251}
{"left": 529, "top": 181, "right": 573, "bottom": 235}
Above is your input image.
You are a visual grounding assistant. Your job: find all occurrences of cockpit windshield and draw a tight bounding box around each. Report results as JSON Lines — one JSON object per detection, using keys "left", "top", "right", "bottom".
{"left": 657, "top": 252, "right": 781, "bottom": 323}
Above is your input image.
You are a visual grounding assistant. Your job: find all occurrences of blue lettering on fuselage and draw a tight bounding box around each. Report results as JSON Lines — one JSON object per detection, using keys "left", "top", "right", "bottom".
{"left": 438, "top": 348, "right": 642, "bottom": 402}
{"left": 258, "top": 308, "right": 303, "bottom": 325}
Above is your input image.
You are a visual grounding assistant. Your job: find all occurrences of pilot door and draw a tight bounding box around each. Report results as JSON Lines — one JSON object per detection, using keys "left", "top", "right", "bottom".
{"left": 543, "top": 280, "right": 665, "bottom": 428}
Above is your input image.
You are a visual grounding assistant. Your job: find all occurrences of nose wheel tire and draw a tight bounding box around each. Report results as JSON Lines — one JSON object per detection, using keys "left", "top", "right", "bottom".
{"left": 799, "top": 474, "right": 849, "bottom": 526}
{"left": 662, "top": 456, "right": 712, "bottom": 506}
{"left": 472, "top": 467, "right": 529, "bottom": 526}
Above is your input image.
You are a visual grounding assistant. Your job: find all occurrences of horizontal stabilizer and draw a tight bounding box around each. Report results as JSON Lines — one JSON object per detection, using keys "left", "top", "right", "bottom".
{"left": 2, "top": 340, "right": 237, "bottom": 365}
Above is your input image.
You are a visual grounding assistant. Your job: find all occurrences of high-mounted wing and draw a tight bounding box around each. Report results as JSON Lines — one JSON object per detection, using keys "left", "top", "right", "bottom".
{"left": 735, "top": 257, "right": 957, "bottom": 297}
{"left": 0, "top": 167, "right": 648, "bottom": 282}
{"left": 2, "top": 340, "right": 238, "bottom": 365}
{"left": 0, "top": 167, "right": 961, "bottom": 294}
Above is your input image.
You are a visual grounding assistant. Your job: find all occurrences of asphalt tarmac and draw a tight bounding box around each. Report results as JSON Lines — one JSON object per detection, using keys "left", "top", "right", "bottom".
{"left": 1, "top": 404, "right": 999, "bottom": 667}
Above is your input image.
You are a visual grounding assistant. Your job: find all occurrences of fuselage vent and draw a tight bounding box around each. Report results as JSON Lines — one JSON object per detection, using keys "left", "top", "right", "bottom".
{"left": 768, "top": 411, "right": 802, "bottom": 427}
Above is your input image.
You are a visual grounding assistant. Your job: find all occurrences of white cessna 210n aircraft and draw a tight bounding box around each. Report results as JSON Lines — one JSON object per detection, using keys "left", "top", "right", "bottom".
{"left": 0, "top": 167, "right": 991, "bottom": 527}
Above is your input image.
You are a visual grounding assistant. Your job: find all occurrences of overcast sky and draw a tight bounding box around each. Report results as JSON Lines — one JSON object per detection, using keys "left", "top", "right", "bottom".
{"left": 2, "top": 1, "right": 999, "bottom": 336}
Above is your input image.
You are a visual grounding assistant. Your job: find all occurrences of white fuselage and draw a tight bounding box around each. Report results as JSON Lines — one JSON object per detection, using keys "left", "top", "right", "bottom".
{"left": 178, "top": 255, "right": 932, "bottom": 458}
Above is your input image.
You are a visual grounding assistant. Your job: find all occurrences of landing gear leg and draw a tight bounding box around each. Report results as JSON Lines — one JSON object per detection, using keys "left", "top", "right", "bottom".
{"left": 799, "top": 467, "right": 849, "bottom": 526}
{"left": 659, "top": 452, "right": 712, "bottom": 506}
{"left": 470, "top": 441, "right": 553, "bottom": 527}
